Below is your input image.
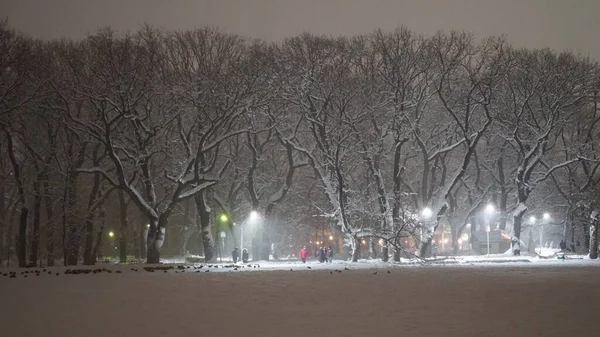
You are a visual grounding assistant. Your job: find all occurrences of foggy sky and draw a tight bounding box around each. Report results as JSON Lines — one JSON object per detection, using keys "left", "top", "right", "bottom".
{"left": 2, "top": 0, "right": 600, "bottom": 59}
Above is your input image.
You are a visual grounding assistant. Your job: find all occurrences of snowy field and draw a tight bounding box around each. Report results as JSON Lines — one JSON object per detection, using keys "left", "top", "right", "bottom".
{"left": 1, "top": 258, "right": 599, "bottom": 337}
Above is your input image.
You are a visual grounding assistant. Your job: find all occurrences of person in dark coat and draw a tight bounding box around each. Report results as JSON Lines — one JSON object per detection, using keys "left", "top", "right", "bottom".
{"left": 559, "top": 240, "right": 567, "bottom": 251}
{"left": 242, "top": 248, "right": 249, "bottom": 263}
{"left": 318, "top": 247, "right": 325, "bottom": 263}
{"left": 232, "top": 247, "right": 240, "bottom": 263}
{"left": 327, "top": 246, "right": 334, "bottom": 263}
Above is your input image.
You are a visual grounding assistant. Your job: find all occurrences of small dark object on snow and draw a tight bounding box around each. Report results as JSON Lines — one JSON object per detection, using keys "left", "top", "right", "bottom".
{"left": 205, "top": 270, "right": 210, "bottom": 272}
{"left": 116, "top": 271, "right": 122, "bottom": 274}
{"left": 234, "top": 268, "right": 238, "bottom": 271}
{"left": 164, "top": 270, "right": 168, "bottom": 273}
{"left": 290, "top": 269, "right": 293, "bottom": 271}
{"left": 177, "top": 265, "right": 185, "bottom": 270}
{"left": 36, "top": 273, "right": 39, "bottom": 276}
{"left": 336, "top": 270, "right": 342, "bottom": 273}
{"left": 198, "top": 265, "right": 203, "bottom": 269}
{"left": 330, "top": 271, "right": 333, "bottom": 274}
{"left": 307, "top": 266, "right": 311, "bottom": 269}
{"left": 373, "top": 272, "right": 377, "bottom": 275}
{"left": 196, "top": 270, "right": 200, "bottom": 273}
{"left": 42, "top": 269, "right": 46, "bottom": 272}
{"left": 56, "top": 273, "right": 59, "bottom": 276}
{"left": 24, "top": 275, "right": 27, "bottom": 278}
{"left": 387, "top": 270, "right": 391, "bottom": 274}
{"left": 344, "top": 267, "right": 349, "bottom": 270}
{"left": 9, "top": 274, "right": 15, "bottom": 279}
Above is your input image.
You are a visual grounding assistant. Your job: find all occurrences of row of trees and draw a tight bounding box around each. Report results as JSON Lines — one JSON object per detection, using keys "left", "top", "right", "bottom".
{"left": 1, "top": 21, "right": 599, "bottom": 267}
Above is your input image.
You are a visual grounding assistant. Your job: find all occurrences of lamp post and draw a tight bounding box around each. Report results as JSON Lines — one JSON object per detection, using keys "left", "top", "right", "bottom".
{"left": 484, "top": 204, "right": 495, "bottom": 255}
{"left": 529, "top": 216, "right": 537, "bottom": 253}
{"left": 241, "top": 211, "right": 259, "bottom": 254}
{"left": 541, "top": 212, "right": 550, "bottom": 254}
{"left": 421, "top": 207, "right": 432, "bottom": 242}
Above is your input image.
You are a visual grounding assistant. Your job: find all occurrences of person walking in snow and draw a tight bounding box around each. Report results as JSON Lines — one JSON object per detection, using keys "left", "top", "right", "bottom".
{"left": 318, "top": 247, "right": 325, "bottom": 263}
{"left": 242, "top": 248, "right": 249, "bottom": 263}
{"left": 299, "top": 246, "right": 308, "bottom": 263}
{"left": 559, "top": 240, "right": 567, "bottom": 251}
{"left": 327, "top": 246, "right": 334, "bottom": 263}
{"left": 232, "top": 247, "right": 240, "bottom": 263}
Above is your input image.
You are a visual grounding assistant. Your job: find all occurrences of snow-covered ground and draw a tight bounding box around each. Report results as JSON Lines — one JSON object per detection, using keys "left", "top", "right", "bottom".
{"left": 1, "top": 257, "right": 599, "bottom": 337}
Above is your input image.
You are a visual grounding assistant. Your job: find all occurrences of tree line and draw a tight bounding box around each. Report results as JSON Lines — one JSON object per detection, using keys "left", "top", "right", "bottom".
{"left": 1, "top": 21, "right": 599, "bottom": 267}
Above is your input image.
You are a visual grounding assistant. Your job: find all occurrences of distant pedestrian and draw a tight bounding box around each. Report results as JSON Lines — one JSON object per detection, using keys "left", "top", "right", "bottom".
{"left": 327, "top": 246, "right": 334, "bottom": 263}
{"left": 559, "top": 240, "right": 567, "bottom": 251}
{"left": 300, "top": 246, "right": 308, "bottom": 263}
{"left": 318, "top": 247, "right": 325, "bottom": 263}
{"left": 242, "top": 248, "right": 249, "bottom": 263}
{"left": 232, "top": 247, "right": 240, "bottom": 263}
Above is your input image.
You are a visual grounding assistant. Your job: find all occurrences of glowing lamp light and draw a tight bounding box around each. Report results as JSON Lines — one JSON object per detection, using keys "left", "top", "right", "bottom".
{"left": 529, "top": 216, "right": 536, "bottom": 224}
{"left": 361, "top": 240, "right": 366, "bottom": 244}
{"left": 108, "top": 231, "right": 114, "bottom": 238}
{"left": 421, "top": 207, "right": 433, "bottom": 218}
{"left": 443, "top": 238, "right": 448, "bottom": 244}
{"left": 543, "top": 213, "right": 550, "bottom": 221}
{"left": 458, "top": 238, "right": 463, "bottom": 245}
{"left": 249, "top": 211, "right": 259, "bottom": 221}
{"left": 219, "top": 214, "right": 228, "bottom": 222}
{"left": 329, "top": 235, "right": 333, "bottom": 241}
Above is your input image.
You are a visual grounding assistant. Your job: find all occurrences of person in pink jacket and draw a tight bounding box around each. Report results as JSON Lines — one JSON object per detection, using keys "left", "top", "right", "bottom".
{"left": 299, "top": 246, "right": 309, "bottom": 263}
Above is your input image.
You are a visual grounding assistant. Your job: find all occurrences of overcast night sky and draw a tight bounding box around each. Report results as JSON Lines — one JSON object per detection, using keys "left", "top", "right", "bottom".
{"left": 2, "top": 0, "right": 600, "bottom": 59}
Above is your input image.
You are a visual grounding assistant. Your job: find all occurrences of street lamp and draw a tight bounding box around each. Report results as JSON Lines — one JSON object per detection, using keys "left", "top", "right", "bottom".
{"left": 219, "top": 231, "right": 226, "bottom": 263}
{"left": 540, "top": 213, "right": 551, "bottom": 253}
{"left": 484, "top": 204, "right": 495, "bottom": 255}
{"left": 421, "top": 207, "right": 432, "bottom": 242}
{"left": 241, "top": 211, "right": 260, "bottom": 254}
{"left": 108, "top": 231, "right": 114, "bottom": 238}
{"left": 329, "top": 235, "right": 333, "bottom": 241}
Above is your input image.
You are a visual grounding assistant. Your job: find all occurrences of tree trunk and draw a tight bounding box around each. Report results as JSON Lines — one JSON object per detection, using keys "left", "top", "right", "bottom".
{"left": 43, "top": 176, "right": 55, "bottom": 267}
{"left": 195, "top": 191, "right": 215, "bottom": 262}
{"left": 91, "top": 204, "right": 106, "bottom": 261}
{"left": 146, "top": 219, "right": 160, "bottom": 264}
{"left": 29, "top": 178, "right": 42, "bottom": 267}
{"left": 5, "top": 205, "right": 17, "bottom": 267}
{"left": 0, "top": 178, "right": 5, "bottom": 266}
{"left": 350, "top": 236, "right": 360, "bottom": 262}
{"left": 64, "top": 172, "right": 80, "bottom": 266}
{"left": 6, "top": 130, "right": 28, "bottom": 267}
{"left": 589, "top": 217, "right": 598, "bottom": 259}
{"left": 497, "top": 156, "right": 508, "bottom": 230}
{"left": 146, "top": 214, "right": 168, "bottom": 264}
{"left": 381, "top": 244, "right": 389, "bottom": 262}
{"left": 139, "top": 223, "right": 146, "bottom": 261}
{"left": 418, "top": 236, "right": 432, "bottom": 258}
{"left": 82, "top": 210, "right": 96, "bottom": 265}
{"left": 17, "top": 208, "right": 28, "bottom": 267}
{"left": 369, "top": 240, "right": 376, "bottom": 259}
{"left": 118, "top": 190, "right": 128, "bottom": 263}
{"left": 512, "top": 212, "right": 524, "bottom": 256}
